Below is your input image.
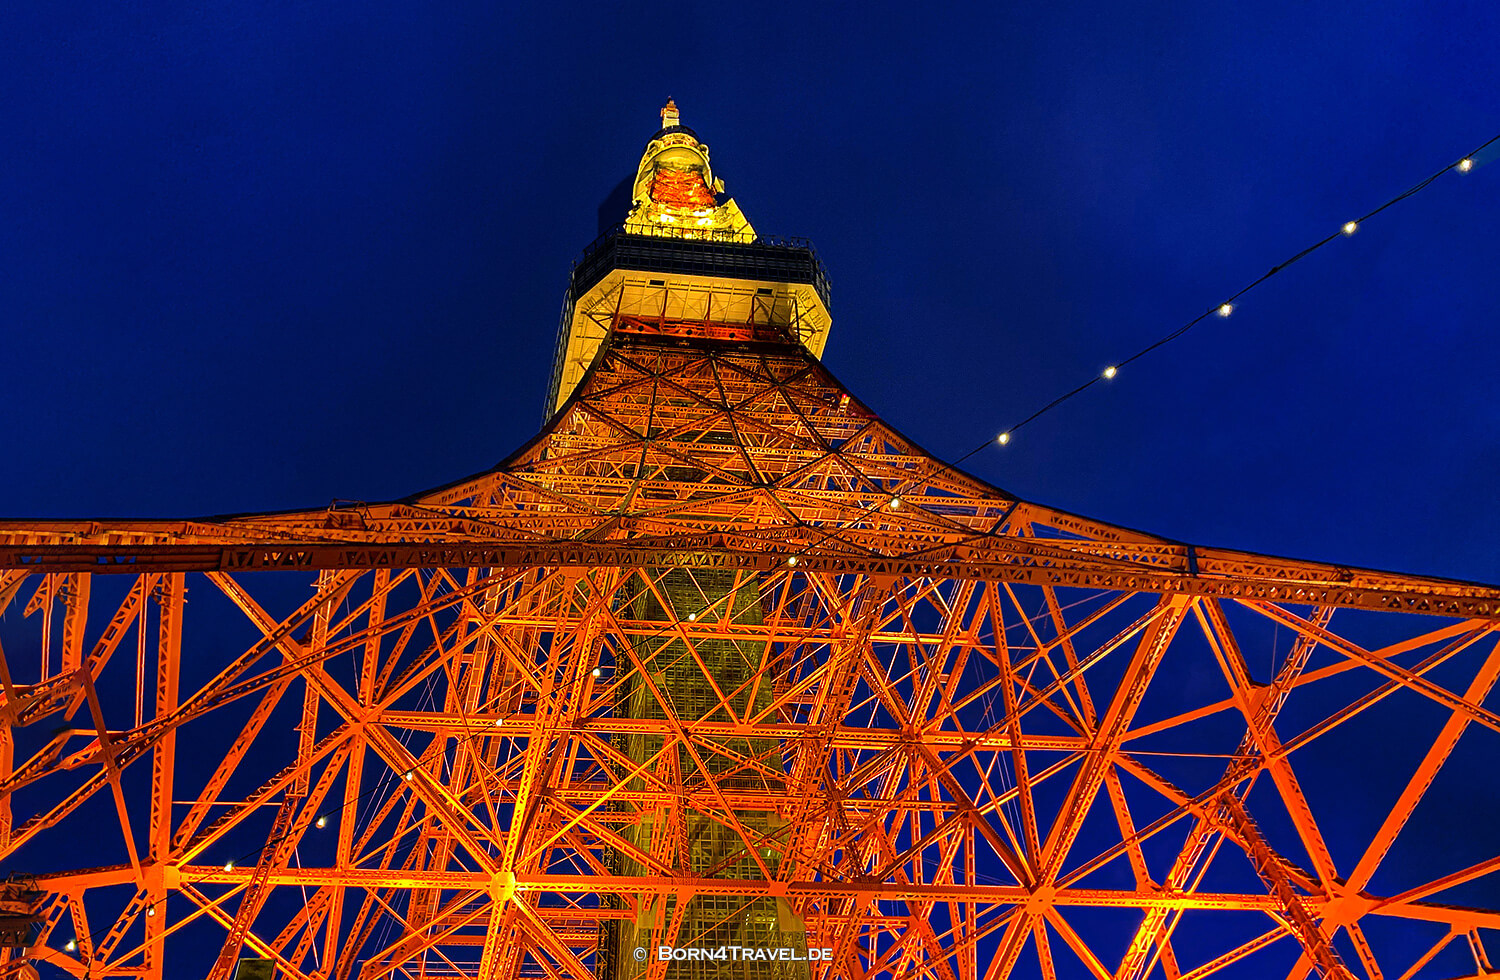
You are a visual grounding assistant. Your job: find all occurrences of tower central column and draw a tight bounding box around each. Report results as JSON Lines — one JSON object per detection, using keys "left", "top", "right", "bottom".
{"left": 568, "top": 103, "right": 829, "bottom": 979}
{"left": 604, "top": 567, "right": 810, "bottom": 978}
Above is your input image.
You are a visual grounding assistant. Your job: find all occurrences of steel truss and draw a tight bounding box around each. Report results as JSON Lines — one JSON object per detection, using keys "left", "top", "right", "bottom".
{"left": 3, "top": 335, "right": 1499, "bottom": 979}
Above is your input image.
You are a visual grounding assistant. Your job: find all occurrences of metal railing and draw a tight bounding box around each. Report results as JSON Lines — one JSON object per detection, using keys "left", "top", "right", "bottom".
{"left": 570, "top": 225, "right": 831, "bottom": 311}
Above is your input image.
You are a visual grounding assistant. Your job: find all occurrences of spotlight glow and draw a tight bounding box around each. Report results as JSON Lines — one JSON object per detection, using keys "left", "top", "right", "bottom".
{"left": 1217, "top": 303, "right": 1233, "bottom": 317}
{"left": 1342, "top": 220, "right": 1358, "bottom": 235}
{"left": 1459, "top": 157, "right": 1474, "bottom": 172}
{"left": 1102, "top": 366, "right": 1117, "bottom": 379}
{"left": 997, "top": 432, "right": 1011, "bottom": 446}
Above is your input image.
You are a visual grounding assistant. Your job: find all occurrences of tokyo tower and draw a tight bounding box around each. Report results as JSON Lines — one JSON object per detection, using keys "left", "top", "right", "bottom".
{"left": 2, "top": 100, "right": 1499, "bottom": 980}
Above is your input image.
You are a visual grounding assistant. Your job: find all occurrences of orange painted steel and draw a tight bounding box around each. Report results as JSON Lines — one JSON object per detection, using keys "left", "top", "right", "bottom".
{"left": 2, "top": 336, "right": 1499, "bottom": 978}
{"left": 648, "top": 167, "right": 716, "bottom": 210}
{"left": 5, "top": 119, "right": 1500, "bottom": 980}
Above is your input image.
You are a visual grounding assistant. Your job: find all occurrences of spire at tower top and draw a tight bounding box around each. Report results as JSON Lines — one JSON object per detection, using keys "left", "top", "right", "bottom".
{"left": 660, "top": 98, "right": 680, "bottom": 129}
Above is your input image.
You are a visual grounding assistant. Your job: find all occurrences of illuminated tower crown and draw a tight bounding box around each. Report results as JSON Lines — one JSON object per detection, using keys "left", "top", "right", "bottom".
{"left": 546, "top": 101, "right": 831, "bottom": 415}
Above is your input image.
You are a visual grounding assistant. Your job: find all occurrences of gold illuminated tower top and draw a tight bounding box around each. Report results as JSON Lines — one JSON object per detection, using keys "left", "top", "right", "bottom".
{"left": 623, "top": 98, "right": 756, "bottom": 241}
{"left": 545, "top": 101, "right": 832, "bottom": 415}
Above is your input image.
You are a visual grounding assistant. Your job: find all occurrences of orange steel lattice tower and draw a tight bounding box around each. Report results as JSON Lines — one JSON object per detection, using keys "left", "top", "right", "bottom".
{"left": 3, "top": 102, "right": 1500, "bottom": 980}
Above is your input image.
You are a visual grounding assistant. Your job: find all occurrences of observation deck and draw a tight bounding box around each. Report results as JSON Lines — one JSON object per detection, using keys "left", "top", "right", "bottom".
{"left": 570, "top": 225, "right": 831, "bottom": 309}
{"left": 546, "top": 225, "right": 834, "bottom": 417}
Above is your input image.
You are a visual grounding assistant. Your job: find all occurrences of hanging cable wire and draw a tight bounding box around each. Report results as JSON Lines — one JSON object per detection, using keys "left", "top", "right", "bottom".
{"left": 952, "top": 134, "right": 1496, "bottom": 466}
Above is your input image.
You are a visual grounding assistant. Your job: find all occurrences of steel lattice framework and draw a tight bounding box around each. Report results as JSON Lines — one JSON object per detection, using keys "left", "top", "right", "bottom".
{"left": 3, "top": 105, "right": 1500, "bottom": 980}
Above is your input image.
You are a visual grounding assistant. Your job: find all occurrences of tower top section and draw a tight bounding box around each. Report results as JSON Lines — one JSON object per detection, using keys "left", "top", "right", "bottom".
{"left": 623, "top": 101, "right": 755, "bottom": 242}
{"left": 545, "top": 102, "right": 831, "bottom": 415}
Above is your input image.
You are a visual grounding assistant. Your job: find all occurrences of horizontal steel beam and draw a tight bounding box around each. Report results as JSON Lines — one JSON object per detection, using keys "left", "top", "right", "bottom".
{"left": 3, "top": 543, "right": 1495, "bottom": 617}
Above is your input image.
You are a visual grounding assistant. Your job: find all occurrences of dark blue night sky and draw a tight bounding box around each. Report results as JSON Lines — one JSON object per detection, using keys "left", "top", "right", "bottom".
{"left": 5, "top": 3, "right": 1496, "bottom": 591}
{"left": 3, "top": 3, "right": 1499, "bottom": 975}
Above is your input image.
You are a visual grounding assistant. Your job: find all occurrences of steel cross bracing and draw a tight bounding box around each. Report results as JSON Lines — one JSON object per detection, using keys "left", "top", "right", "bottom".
{"left": 2, "top": 334, "right": 1500, "bottom": 979}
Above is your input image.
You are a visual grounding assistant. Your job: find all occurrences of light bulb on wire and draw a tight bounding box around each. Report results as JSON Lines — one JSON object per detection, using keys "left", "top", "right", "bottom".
{"left": 968, "top": 133, "right": 1493, "bottom": 466}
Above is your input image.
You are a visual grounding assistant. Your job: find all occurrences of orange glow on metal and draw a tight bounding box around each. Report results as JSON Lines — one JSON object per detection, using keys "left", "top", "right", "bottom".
{"left": 2, "top": 107, "right": 1499, "bottom": 980}
{"left": 648, "top": 166, "right": 716, "bottom": 210}
{"left": 613, "top": 312, "right": 786, "bottom": 343}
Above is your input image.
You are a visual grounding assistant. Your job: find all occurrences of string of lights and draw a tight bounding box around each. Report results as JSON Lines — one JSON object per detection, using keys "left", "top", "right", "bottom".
{"left": 780, "top": 135, "right": 1497, "bottom": 571}
{"left": 950, "top": 135, "right": 1496, "bottom": 467}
